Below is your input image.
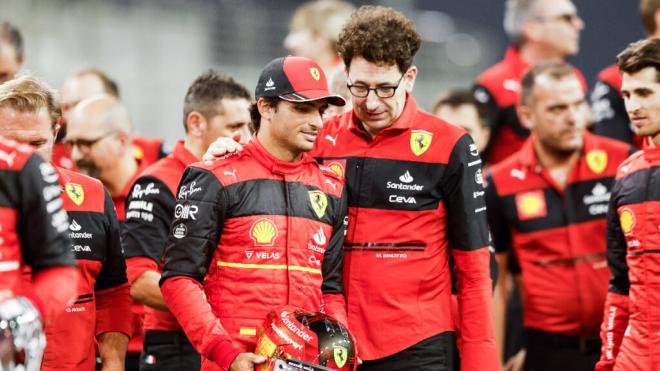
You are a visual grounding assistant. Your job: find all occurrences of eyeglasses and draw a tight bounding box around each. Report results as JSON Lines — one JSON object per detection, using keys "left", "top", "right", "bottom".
{"left": 64, "top": 130, "right": 116, "bottom": 153}
{"left": 533, "top": 13, "right": 581, "bottom": 25}
{"left": 346, "top": 73, "right": 406, "bottom": 98}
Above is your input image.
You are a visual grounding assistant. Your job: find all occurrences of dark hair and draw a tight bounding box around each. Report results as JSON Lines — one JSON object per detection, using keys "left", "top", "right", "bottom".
{"left": 520, "top": 61, "right": 576, "bottom": 106}
{"left": 432, "top": 89, "right": 487, "bottom": 128}
{"left": 250, "top": 97, "right": 280, "bottom": 133}
{"left": 0, "top": 22, "right": 24, "bottom": 63}
{"left": 183, "top": 70, "right": 251, "bottom": 132}
{"left": 640, "top": 0, "right": 660, "bottom": 35}
{"left": 71, "top": 67, "right": 120, "bottom": 98}
{"left": 337, "top": 5, "right": 421, "bottom": 73}
{"left": 617, "top": 38, "right": 660, "bottom": 82}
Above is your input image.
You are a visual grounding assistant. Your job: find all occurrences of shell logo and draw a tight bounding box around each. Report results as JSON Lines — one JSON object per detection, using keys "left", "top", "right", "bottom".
{"left": 619, "top": 208, "right": 635, "bottom": 235}
{"left": 250, "top": 218, "right": 278, "bottom": 246}
{"left": 515, "top": 190, "right": 547, "bottom": 220}
{"left": 327, "top": 162, "right": 344, "bottom": 179}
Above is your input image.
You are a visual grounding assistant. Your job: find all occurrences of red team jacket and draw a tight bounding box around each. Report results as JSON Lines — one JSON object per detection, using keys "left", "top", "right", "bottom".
{"left": 474, "top": 47, "right": 586, "bottom": 165}
{"left": 160, "top": 138, "right": 348, "bottom": 371}
{"left": 591, "top": 64, "right": 644, "bottom": 149}
{"left": 313, "top": 96, "right": 497, "bottom": 369}
{"left": 0, "top": 137, "right": 78, "bottom": 323}
{"left": 40, "top": 167, "right": 132, "bottom": 370}
{"left": 123, "top": 141, "right": 199, "bottom": 332}
{"left": 596, "top": 141, "right": 660, "bottom": 371}
{"left": 485, "top": 132, "right": 632, "bottom": 336}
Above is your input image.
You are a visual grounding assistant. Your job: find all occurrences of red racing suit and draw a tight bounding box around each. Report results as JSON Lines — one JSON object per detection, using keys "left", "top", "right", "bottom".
{"left": 123, "top": 141, "right": 198, "bottom": 333}
{"left": 0, "top": 136, "right": 79, "bottom": 322}
{"left": 596, "top": 140, "right": 660, "bottom": 371}
{"left": 160, "top": 138, "right": 348, "bottom": 371}
{"left": 485, "top": 133, "right": 632, "bottom": 336}
{"left": 38, "top": 167, "right": 133, "bottom": 370}
{"left": 474, "top": 46, "right": 586, "bottom": 165}
{"left": 591, "top": 64, "right": 643, "bottom": 149}
{"left": 313, "top": 96, "right": 497, "bottom": 370}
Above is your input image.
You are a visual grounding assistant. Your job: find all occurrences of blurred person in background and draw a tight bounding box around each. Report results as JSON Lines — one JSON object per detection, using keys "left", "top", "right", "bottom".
{"left": 0, "top": 75, "right": 132, "bottom": 371}
{"left": 324, "top": 68, "right": 352, "bottom": 118}
{"left": 590, "top": 0, "right": 660, "bottom": 149}
{"left": 58, "top": 67, "right": 167, "bottom": 170}
{"left": 473, "top": 0, "right": 585, "bottom": 166}
{"left": 595, "top": 38, "right": 660, "bottom": 371}
{"left": 65, "top": 94, "right": 149, "bottom": 371}
{"left": 485, "top": 62, "right": 633, "bottom": 371}
{"left": 432, "top": 89, "right": 491, "bottom": 154}
{"left": 122, "top": 70, "right": 251, "bottom": 371}
{"left": 284, "top": 0, "right": 354, "bottom": 79}
{"left": 0, "top": 21, "right": 24, "bottom": 84}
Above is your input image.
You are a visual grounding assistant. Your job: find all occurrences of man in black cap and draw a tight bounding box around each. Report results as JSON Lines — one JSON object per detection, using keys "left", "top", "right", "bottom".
{"left": 159, "top": 56, "right": 350, "bottom": 371}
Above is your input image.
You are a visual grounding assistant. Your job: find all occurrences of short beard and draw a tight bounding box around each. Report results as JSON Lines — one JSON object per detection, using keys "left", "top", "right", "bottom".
{"left": 75, "top": 159, "right": 102, "bottom": 179}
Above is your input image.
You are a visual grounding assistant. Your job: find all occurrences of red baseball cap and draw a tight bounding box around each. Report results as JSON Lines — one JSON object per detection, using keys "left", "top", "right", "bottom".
{"left": 255, "top": 56, "right": 346, "bottom": 106}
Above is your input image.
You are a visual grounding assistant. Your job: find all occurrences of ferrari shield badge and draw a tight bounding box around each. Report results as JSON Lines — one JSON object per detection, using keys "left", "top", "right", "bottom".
{"left": 309, "top": 191, "right": 328, "bottom": 218}
{"left": 310, "top": 67, "right": 321, "bottom": 81}
{"left": 334, "top": 346, "right": 348, "bottom": 368}
{"left": 65, "top": 183, "right": 84, "bottom": 206}
{"left": 586, "top": 150, "right": 608, "bottom": 174}
{"left": 410, "top": 130, "right": 433, "bottom": 156}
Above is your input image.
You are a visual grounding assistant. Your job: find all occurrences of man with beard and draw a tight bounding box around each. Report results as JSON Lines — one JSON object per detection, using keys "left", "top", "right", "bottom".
{"left": 485, "top": 62, "right": 633, "bottom": 370}
{"left": 65, "top": 94, "right": 148, "bottom": 370}
{"left": 0, "top": 76, "right": 131, "bottom": 370}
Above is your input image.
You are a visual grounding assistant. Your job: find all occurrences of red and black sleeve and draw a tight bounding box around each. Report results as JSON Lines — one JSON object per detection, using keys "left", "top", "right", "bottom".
{"left": 321, "top": 186, "right": 348, "bottom": 327}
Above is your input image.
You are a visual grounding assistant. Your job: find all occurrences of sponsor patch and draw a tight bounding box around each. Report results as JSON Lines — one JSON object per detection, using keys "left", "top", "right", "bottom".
{"left": 586, "top": 150, "right": 608, "bottom": 174}
{"left": 65, "top": 183, "right": 84, "bottom": 206}
{"left": 410, "top": 130, "right": 433, "bottom": 156}
{"left": 250, "top": 218, "right": 278, "bottom": 246}
{"left": 619, "top": 208, "right": 635, "bottom": 235}
{"left": 515, "top": 190, "right": 547, "bottom": 220}
{"left": 173, "top": 223, "right": 187, "bottom": 239}
{"left": 309, "top": 191, "right": 328, "bottom": 218}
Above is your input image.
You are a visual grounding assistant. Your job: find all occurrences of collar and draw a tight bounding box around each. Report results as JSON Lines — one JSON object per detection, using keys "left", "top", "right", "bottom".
{"left": 246, "top": 137, "right": 315, "bottom": 175}
{"left": 643, "top": 136, "right": 660, "bottom": 162}
{"left": 348, "top": 93, "right": 419, "bottom": 138}
{"left": 172, "top": 140, "right": 199, "bottom": 167}
{"left": 504, "top": 46, "right": 531, "bottom": 79}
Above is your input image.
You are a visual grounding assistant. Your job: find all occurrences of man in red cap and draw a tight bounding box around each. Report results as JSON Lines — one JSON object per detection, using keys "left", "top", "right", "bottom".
{"left": 159, "top": 56, "right": 349, "bottom": 371}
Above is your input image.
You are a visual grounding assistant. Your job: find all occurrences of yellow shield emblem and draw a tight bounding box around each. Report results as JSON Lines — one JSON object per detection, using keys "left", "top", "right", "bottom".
{"left": 250, "top": 218, "right": 278, "bottom": 246}
{"left": 309, "top": 191, "right": 328, "bottom": 218}
{"left": 410, "top": 130, "right": 433, "bottom": 156}
{"left": 586, "top": 150, "right": 608, "bottom": 174}
{"left": 310, "top": 67, "right": 321, "bottom": 81}
{"left": 333, "top": 346, "right": 348, "bottom": 368}
{"left": 619, "top": 208, "right": 635, "bottom": 235}
{"left": 65, "top": 183, "right": 84, "bottom": 206}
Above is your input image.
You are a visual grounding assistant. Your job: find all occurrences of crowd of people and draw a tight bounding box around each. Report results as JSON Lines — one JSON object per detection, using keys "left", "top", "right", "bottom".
{"left": 0, "top": 1, "right": 659, "bottom": 371}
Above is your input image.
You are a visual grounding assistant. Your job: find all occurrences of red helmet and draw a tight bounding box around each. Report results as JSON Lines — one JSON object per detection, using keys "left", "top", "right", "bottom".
{"left": 255, "top": 305, "right": 357, "bottom": 371}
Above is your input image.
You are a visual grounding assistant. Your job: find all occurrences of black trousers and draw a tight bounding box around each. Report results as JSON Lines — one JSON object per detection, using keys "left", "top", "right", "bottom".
{"left": 358, "top": 332, "right": 455, "bottom": 371}
{"left": 139, "top": 330, "right": 201, "bottom": 371}
{"left": 523, "top": 329, "right": 600, "bottom": 371}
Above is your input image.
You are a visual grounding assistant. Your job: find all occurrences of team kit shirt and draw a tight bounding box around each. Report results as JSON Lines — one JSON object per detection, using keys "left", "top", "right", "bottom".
{"left": 38, "top": 167, "right": 132, "bottom": 370}
{"left": 485, "top": 132, "right": 632, "bottom": 336}
{"left": 591, "top": 64, "right": 644, "bottom": 149}
{"left": 474, "top": 47, "right": 587, "bottom": 165}
{"left": 313, "top": 95, "right": 497, "bottom": 370}
{"left": 122, "top": 140, "right": 199, "bottom": 333}
{"left": 160, "top": 138, "right": 348, "bottom": 371}
{"left": 596, "top": 141, "right": 660, "bottom": 371}
{"left": 0, "top": 136, "right": 78, "bottom": 321}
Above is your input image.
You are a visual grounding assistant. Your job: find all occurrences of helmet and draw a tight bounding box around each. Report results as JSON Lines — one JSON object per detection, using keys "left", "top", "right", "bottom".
{"left": 0, "top": 297, "right": 46, "bottom": 371}
{"left": 255, "top": 305, "right": 357, "bottom": 371}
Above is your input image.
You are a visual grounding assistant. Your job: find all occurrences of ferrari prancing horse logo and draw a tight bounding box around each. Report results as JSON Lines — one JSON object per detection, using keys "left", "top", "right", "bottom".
{"left": 334, "top": 346, "right": 348, "bottom": 368}
{"left": 309, "top": 191, "right": 328, "bottom": 218}
{"left": 65, "top": 183, "right": 84, "bottom": 206}
{"left": 410, "top": 130, "right": 433, "bottom": 156}
{"left": 586, "top": 150, "right": 608, "bottom": 174}
{"left": 310, "top": 67, "right": 321, "bottom": 81}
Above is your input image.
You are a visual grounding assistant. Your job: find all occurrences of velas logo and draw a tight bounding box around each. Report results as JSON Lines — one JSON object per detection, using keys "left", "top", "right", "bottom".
{"left": 586, "top": 150, "right": 608, "bottom": 174}
{"left": 309, "top": 67, "right": 321, "bottom": 81}
{"left": 309, "top": 191, "right": 328, "bottom": 218}
{"left": 410, "top": 130, "right": 433, "bottom": 156}
{"left": 619, "top": 208, "right": 635, "bottom": 235}
{"left": 326, "top": 162, "right": 344, "bottom": 179}
{"left": 250, "top": 218, "right": 278, "bottom": 246}
{"left": 515, "top": 190, "right": 547, "bottom": 220}
{"left": 65, "top": 183, "right": 85, "bottom": 206}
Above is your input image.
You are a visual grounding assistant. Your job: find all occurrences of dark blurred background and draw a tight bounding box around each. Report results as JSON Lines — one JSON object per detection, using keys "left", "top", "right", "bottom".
{"left": 4, "top": 0, "right": 644, "bottom": 145}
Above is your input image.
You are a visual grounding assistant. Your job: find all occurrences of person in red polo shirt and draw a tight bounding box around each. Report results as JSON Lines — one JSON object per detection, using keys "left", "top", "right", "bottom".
{"left": 473, "top": 0, "right": 585, "bottom": 166}
{"left": 485, "top": 61, "right": 633, "bottom": 371}
{"left": 595, "top": 38, "right": 660, "bottom": 371}
{"left": 65, "top": 94, "right": 150, "bottom": 371}
{"left": 0, "top": 76, "right": 131, "bottom": 370}
{"left": 122, "top": 70, "right": 252, "bottom": 371}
